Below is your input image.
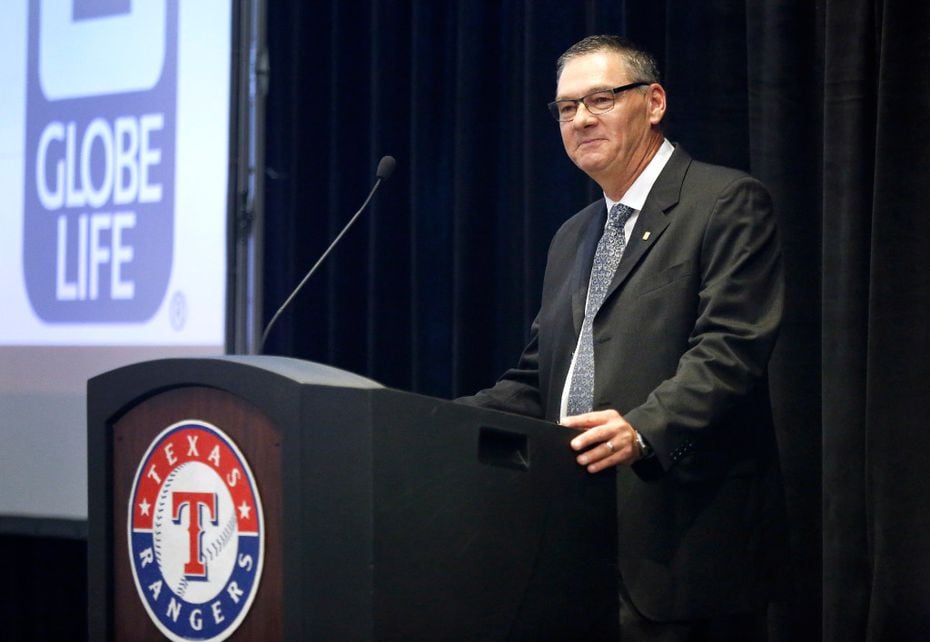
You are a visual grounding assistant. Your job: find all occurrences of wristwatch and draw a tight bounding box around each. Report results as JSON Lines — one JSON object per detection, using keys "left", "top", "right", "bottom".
{"left": 634, "top": 431, "right": 653, "bottom": 458}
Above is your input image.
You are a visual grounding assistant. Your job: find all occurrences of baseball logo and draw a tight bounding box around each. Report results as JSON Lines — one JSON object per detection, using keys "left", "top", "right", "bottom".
{"left": 128, "top": 420, "right": 264, "bottom": 641}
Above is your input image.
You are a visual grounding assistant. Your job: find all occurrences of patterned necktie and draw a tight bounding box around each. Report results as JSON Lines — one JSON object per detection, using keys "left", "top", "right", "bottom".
{"left": 566, "top": 203, "right": 635, "bottom": 415}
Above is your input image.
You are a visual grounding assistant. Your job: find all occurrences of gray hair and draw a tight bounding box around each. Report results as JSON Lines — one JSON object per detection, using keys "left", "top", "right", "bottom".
{"left": 556, "top": 34, "right": 661, "bottom": 84}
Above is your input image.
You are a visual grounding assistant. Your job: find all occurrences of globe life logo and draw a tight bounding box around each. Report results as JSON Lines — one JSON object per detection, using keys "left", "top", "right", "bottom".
{"left": 23, "top": 0, "right": 177, "bottom": 323}
{"left": 36, "top": 114, "right": 164, "bottom": 302}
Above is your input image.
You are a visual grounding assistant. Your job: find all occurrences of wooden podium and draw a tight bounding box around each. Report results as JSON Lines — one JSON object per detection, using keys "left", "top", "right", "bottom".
{"left": 87, "top": 356, "right": 617, "bottom": 640}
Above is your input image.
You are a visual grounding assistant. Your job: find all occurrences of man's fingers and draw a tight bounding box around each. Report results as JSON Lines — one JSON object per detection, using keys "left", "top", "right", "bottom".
{"left": 575, "top": 431, "right": 636, "bottom": 466}
{"left": 561, "top": 409, "right": 638, "bottom": 472}
{"left": 583, "top": 451, "right": 624, "bottom": 473}
{"left": 569, "top": 425, "right": 614, "bottom": 450}
{"left": 577, "top": 441, "right": 635, "bottom": 471}
{"left": 560, "top": 409, "right": 618, "bottom": 429}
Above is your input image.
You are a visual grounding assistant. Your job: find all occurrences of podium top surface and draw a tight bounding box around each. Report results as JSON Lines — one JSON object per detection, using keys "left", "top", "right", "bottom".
{"left": 220, "top": 355, "right": 384, "bottom": 389}
{"left": 89, "top": 355, "right": 384, "bottom": 391}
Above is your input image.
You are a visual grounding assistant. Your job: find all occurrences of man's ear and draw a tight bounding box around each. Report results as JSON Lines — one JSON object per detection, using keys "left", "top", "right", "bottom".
{"left": 647, "top": 84, "right": 667, "bottom": 125}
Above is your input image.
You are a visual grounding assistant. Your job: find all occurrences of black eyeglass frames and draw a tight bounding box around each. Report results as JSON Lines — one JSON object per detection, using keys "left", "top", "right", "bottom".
{"left": 547, "top": 82, "right": 650, "bottom": 122}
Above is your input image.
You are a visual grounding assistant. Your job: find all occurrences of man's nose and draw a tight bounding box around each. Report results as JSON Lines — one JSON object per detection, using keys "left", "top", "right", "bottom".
{"left": 572, "top": 102, "right": 597, "bottom": 127}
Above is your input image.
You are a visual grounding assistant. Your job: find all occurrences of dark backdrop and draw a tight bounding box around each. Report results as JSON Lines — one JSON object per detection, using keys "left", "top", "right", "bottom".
{"left": 262, "top": 1, "right": 930, "bottom": 640}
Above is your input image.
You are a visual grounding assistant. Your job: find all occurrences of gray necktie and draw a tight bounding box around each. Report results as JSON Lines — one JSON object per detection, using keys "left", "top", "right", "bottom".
{"left": 567, "top": 202, "right": 635, "bottom": 415}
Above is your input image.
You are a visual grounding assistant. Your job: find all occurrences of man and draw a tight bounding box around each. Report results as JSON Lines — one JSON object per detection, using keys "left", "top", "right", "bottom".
{"left": 459, "top": 35, "right": 785, "bottom": 640}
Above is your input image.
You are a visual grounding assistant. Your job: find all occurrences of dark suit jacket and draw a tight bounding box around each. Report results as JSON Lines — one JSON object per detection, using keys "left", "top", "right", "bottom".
{"left": 461, "top": 146, "right": 786, "bottom": 621}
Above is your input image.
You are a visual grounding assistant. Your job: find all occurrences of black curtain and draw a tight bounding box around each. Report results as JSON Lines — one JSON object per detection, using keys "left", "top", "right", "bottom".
{"left": 818, "top": 1, "right": 930, "bottom": 639}
{"left": 263, "top": 1, "right": 930, "bottom": 639}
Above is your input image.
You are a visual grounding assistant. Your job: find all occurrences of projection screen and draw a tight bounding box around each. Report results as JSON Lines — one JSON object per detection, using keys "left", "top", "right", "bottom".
{"left": 0, "top": 0, "right": 234, "bottom": 528}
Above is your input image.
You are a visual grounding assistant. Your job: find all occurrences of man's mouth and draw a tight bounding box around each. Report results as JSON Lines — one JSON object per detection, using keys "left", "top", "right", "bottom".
{"left": 577, "top": 138, "right": 605, "bottom": 149}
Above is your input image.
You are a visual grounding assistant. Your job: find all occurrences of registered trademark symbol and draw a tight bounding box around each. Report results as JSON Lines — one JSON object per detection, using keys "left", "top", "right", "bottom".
{"left": 170, "top": 291, "right": 187, "bottom": 331}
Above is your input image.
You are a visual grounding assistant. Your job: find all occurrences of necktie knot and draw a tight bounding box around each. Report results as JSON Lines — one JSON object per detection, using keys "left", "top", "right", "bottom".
{"left": 608, "top": 203, "right": 635, "bottom": 230}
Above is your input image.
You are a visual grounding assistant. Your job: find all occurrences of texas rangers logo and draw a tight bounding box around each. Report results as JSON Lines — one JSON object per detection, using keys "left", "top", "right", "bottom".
{"left": 128, "top": 421, "right": 264, "bottom": 641}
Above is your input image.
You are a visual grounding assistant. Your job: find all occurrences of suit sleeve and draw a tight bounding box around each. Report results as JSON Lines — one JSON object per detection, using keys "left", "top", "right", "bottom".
{"left": 626, "top": 176, "right": 784, "bottom": 475}
{"left": 455, "top": 313, "right": 546, "bottom": 419}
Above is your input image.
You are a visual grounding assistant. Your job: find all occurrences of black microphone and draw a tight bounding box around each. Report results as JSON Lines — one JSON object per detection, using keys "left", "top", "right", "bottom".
{"left": 259, "top": 155, "right": 397, "bottom": 353}
{"left": 376, "top": 155, "right": 396, "bottom": 180}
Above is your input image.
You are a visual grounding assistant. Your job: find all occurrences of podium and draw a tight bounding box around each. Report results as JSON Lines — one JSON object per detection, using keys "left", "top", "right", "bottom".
{"left": 87, "top": 356, "right": 617, "bottom": 640}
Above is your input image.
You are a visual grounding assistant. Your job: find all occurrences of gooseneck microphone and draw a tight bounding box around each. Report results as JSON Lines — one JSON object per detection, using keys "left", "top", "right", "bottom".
{"left": 259, "top": 155, "right": 397, "bottom": 352}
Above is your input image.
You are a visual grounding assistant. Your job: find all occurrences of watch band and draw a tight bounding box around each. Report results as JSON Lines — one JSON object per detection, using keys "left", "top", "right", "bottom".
{"left": 634, "top": 431, "right": 653, "bottom": 458}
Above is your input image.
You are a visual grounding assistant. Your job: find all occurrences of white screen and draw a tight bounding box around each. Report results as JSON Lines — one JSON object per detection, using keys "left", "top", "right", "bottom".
{"left": 0, "top": 0, "right": 232, "bottom": 522}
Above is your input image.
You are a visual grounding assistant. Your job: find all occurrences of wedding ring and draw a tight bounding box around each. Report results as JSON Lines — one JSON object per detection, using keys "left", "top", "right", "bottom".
{"left": 604, "top": 440, "right": 615, "bottom": 453}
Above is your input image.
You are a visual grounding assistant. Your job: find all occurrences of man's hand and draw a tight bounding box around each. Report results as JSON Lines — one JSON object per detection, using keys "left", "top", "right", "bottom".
{"left": 562, "top": 409, "right": 643, "bottom": 473}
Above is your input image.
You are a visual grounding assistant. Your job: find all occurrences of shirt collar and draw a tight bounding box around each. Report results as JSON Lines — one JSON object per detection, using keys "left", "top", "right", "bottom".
{"left": 604, "top": 138, "right": 675, "bottom": 214}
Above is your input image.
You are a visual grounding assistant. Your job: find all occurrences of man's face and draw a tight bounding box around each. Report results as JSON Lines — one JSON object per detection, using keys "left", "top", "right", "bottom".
{"left": 556, "top": 51, "right": 664, "bottom": 186}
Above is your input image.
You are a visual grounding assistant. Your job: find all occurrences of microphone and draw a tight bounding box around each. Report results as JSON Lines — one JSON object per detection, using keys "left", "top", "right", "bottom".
{"left": 259, "top": 155, "right": 397, "bottom": 353}
{"left": 376, "top": 155, "right": 396, "bottom": 180}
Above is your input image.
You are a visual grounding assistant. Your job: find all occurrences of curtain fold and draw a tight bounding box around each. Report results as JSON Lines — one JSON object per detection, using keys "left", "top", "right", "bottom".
{"left": 746, "top": 2, "right": 824, "bottom": 638}
{"left": 821, "top": 0, "right": 876, "bottom": 638}
{"left": 856, "top": 1, "right": 930, "bottom": 639}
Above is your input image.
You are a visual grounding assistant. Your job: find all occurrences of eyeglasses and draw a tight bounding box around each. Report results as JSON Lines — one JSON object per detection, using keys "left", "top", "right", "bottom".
{"left": 547, "top": 82, "right": 650, "bottom": 122}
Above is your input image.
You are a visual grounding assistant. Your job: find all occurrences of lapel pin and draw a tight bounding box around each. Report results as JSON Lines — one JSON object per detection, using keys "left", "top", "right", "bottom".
{"left": 642, "top": 231, "right": 651, "bottom": 241}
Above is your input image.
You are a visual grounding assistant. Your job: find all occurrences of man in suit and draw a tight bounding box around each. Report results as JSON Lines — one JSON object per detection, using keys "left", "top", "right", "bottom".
{"left": 459, "top": 35, "right": 785, "bottom": 640}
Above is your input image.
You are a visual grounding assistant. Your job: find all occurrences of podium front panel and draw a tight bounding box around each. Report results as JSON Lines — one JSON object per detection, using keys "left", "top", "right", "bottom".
{"left": 111, "top": 386, "right": 282, "bottom": 642}
{"left": 88, "top": 357, "right": 617, "bottom": 640}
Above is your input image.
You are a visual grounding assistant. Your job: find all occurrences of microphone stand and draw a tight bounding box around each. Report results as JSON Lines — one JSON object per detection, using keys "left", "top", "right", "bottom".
{"left": 259, "top": 156, "right": 396, "bottom": 353}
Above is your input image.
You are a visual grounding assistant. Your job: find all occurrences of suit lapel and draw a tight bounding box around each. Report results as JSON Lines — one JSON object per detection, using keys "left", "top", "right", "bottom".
{"left": 602, "top": 147, "right": 690, "bottom": 305}
{"left": 604, "top": 202, "right": 670, "bottom": 298}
